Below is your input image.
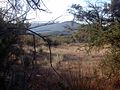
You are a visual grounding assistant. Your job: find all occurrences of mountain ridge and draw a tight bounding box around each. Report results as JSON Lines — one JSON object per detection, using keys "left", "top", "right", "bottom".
{"left": 30, "top": 21, "right": 80, "bottom": 35}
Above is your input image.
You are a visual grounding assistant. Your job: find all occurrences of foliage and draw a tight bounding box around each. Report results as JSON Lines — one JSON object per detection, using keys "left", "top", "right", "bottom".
{"left": 48, "top": 35, "right": 74, "bottom": 46}
{"left": 0, "top": 8, "right": 31, "bottom": 90}
{"left": 20, "top": 35, "right": 45, "bottom": 46}
{"left": 69, "top": 0, "right": 120, "bottom": 77}
{"left": 72, "top": 24, "right": 90, "bottom": 43}
{"left": 0, "top": 0, "right": 55, "bottom": 90}
{"left": 111, "top": 0, "right": 120, "bottom": 22}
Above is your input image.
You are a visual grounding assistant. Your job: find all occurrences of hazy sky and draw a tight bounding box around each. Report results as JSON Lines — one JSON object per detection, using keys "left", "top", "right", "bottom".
{"left": 0, "top": 0, "right": 110, "bottom": 22}
{"left": 27, "top": 0, "right": 86, "bottom": 22}
{"left": 27, "top": 0, "right": 110, "bottom": 22}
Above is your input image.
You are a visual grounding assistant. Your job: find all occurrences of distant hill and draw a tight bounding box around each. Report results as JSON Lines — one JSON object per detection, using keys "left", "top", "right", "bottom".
{"left": 30, "top": 21, "right": 80, "bottom": 35}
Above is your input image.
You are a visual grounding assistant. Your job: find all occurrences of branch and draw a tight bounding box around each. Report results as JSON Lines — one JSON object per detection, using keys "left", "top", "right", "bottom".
{"left": 29, "top": 15, "right": 63, "bottom": 29}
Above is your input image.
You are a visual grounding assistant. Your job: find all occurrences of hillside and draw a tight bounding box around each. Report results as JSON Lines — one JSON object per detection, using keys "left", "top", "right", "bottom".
{"left": 30, "top": 21, "right": 80, "bottom": 35}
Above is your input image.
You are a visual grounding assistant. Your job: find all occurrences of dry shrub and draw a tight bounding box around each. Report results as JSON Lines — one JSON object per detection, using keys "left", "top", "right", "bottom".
{"left": 58, "top": 60, "right": 120, "bottom": 90}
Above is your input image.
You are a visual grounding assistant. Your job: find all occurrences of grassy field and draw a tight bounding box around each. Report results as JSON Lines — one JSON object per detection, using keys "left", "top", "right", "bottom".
{"left": 28, "top": 44, "right": 120, "bottom": 90}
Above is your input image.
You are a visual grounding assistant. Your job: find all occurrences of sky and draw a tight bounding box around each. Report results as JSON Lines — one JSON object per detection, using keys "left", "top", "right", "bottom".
{"left": 27, "top": 0, "right": 111, "bottom": 22}
{"left": 0, "top": 0, "right": 110, "bottom": 22}
{"left": 27, "top": 0, "right": 86, "bottom": 22}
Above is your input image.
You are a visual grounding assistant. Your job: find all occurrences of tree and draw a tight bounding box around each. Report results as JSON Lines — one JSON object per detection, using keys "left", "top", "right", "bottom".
{"left": 69, "top": 0, "right": 120, "bottom": 77}
{"left": 111, "top": 0, "right": 120, "bottom": 22}
{"left": 0, "top": 1, "right": 49, "bottom": 90}
{"left": 0, "top": 8, "right": 31, "bottom": 89}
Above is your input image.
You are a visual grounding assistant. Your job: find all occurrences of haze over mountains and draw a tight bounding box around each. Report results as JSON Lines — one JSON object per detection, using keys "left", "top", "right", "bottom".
{"left": 30, "top": 21, "right": 80, "bottom": 35}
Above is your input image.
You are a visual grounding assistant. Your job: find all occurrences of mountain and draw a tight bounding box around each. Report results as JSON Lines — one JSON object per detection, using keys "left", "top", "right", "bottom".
{"left": 30, "top": 21, "right": 80, "bottom": 35}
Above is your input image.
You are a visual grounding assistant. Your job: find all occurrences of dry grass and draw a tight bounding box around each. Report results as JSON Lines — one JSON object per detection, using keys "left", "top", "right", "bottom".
{"left": 29, "top": 44, "right": 120, "bottom": 90}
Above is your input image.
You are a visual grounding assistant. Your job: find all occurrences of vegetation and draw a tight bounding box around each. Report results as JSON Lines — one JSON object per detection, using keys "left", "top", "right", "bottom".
{"left": 0, "top": 8, "right": 31, "bottom": 90}
{"left": 0, "top": 0, "right": 120, "bottom": 90}
{"left": 0, "top": 0, "right": 48, "bottom": 89}
{"left": 48, "top": 35, "right": 74, "bottom": 46}
{"left": 69, "top": 0, "right": 120, "bottom": 77}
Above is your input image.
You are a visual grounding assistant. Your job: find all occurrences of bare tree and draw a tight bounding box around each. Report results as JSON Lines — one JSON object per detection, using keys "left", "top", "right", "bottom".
{"left": 0, "top": 0, "right": 50, "bottom": 23}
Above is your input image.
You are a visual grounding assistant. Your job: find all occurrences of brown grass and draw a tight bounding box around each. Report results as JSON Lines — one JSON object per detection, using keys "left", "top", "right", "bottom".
{"left": 29, "top": 44, "right": 120, "bottom": 90}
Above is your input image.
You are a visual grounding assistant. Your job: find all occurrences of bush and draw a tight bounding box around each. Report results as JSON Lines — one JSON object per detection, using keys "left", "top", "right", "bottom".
{"left": 100, "top": 49, "right": 120, "bottom": 77}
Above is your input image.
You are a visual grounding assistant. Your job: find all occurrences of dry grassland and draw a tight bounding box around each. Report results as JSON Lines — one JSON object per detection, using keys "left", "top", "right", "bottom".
{"left": 30, "top": 44, "right": 120, "bottom": 90}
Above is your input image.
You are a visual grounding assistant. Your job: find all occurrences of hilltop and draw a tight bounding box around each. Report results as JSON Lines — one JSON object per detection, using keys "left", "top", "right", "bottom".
{"left": 30, "top": 21, "right": 80, "bottom": 35}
